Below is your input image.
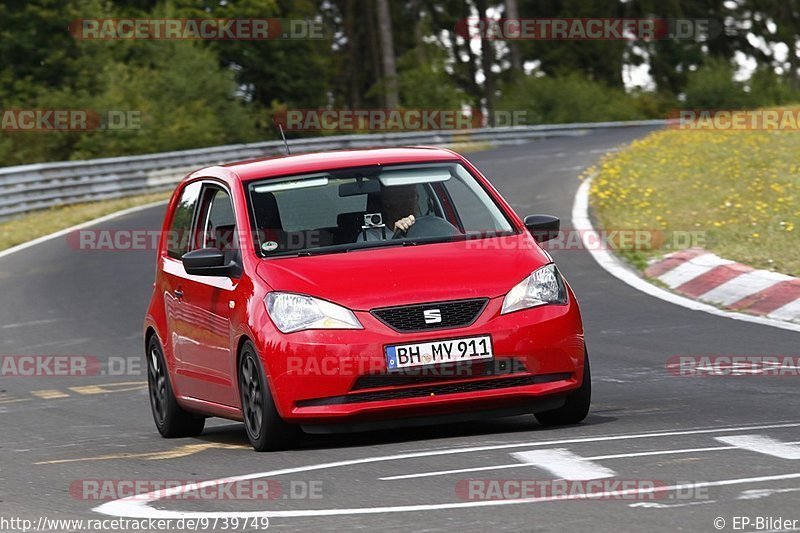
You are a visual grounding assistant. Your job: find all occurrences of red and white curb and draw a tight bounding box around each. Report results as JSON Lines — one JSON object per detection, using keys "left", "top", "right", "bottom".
{"left": 573, "top": 175, "right": 800, "bottom": 333}
{"left": 645, "top": 248, "right": 800, "bottom": 324}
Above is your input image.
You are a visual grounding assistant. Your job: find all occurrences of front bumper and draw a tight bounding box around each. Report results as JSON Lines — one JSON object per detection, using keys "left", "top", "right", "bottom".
{"left": 254, "top": 294, "right": 585, "bottom": 425}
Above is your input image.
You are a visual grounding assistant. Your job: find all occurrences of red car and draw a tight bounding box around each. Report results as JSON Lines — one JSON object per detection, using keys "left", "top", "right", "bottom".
{"left": 144, "top": 147, "right": 589, "bottom": 451}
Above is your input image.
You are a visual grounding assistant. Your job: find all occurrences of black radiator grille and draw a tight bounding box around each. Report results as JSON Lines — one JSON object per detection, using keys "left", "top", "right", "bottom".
{"left": 371, "top": 298, "right": 488, "bottom": 332}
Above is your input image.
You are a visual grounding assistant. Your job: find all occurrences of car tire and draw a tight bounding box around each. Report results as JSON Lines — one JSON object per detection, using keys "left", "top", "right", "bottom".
{"left": 146, "top": 336, "right": 206, "bottom": 438}
{"left": 535, "top": 350, "right": 591, "bottom": 426}
{"left": 239, "top": 341, "right": 301, "bottom": 452}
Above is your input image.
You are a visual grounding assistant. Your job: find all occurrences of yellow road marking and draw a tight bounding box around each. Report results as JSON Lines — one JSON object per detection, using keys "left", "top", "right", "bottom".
{"left": 0, "top": 397, "right": 30, "bottom": 404}
{"left": 31, "top": 389, "right": 70, "bottom": 399}
{"left": 35, "top": 442, "right": 245, "bottom": 465}
{"left": 69, "top": 381, "right": 147, "bottom": 395}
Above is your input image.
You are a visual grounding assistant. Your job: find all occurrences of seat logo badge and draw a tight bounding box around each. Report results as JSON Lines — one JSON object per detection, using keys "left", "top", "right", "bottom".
{"left": 423, "top": 309, "right": 442, "bottom": 324}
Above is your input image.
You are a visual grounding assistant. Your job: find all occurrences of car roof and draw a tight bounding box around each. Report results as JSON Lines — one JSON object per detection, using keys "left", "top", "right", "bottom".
{"left": 188, "top": 146, "right": 463, "bottom": 184}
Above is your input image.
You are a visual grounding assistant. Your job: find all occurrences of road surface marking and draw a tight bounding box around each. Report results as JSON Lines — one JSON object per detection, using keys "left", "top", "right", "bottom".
{"left": 69, "top": 381, "right": 146, "bottom": 395}
{"left": 510, "top": 449, "right": 616, "bottom": 480}
{"left": 91, "top": 422, "right": 800, "bottom": 519}
{"left": 738, "top": 487, "right": 800, "bottom": 500}
{"left": 381, "top": 441, "right": 800, "bottom": 481}
{"left": 1, "top": 318, "right": 63, "bottom": 329}
{"left": 0, "top": 396, "right": 30, "bottom": 404}
{"left": 35, "top": 442, "right": 244, "bottom": 464}
{"left": 715, "top": 435, "right": 800, "bottom": 460}
{"left": 31, "top": 390, "right": 70, "bottom": 399}
{"left": 95, "top": 472, "right": 800, "bottom": 519}
{"left": 629, "top": 500, "right": 717, "bottom": 509}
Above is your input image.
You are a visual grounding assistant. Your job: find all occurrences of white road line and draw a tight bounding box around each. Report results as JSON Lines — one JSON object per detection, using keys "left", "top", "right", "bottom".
{"left": 1, "top": 318, "right": 63, "bottom": 329}
{"left": 699, "top": 270, "right": 793, "bottom": 306}
{"left": 658, "top": 254, "right": 734, "bottom": 289}
{"left": 738, "top": 487, "right": 800, "bottom": 500}
{"left": 571, "top": 176, "right": 800, "bottom": 332}
{"left": 510, "top": 449, "right": 616, "bottom": 480}
{"left": 629, "top": 500, "right": 717, "bottom": 509}
{"left": 381, "top": 441, "right": 800, "bottom": 481}
{"left": 95, "top": 473, "right": 800, "bottom": 519}
{"left": 716, "top": 435, "right": 800, "bottom": 460}
{"left": 93, "top": 422, "right": 800, "bottom": 520}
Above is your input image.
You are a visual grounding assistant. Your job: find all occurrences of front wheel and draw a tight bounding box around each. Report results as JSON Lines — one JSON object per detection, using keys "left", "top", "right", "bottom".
{"left": 535, "top": 350, "right": 591, "bottom": 426}
{"left": 239, "top": 341, "right": 301, "bottom": 451}
{"left": 146, "top": 336, "right": 205, "bottom": 438}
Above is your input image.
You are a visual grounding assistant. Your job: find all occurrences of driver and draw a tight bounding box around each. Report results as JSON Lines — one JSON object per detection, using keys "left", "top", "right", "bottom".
{"left": 359, "top": 185, "right": 418, "bottom": 241}
{"left": 383, "top": 184, "right": 418, "bottom": 233}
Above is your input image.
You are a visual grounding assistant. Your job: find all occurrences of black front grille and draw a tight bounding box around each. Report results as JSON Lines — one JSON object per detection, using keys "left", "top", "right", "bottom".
{"left": 371, "top": 298, "right": 488, "bottom": 332}
{"left": 296, "top": 372, "right": 572, "bottom": 407}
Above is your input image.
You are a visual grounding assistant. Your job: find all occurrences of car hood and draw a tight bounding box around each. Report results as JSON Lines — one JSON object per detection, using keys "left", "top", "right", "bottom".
{"left": 255, "top": 233, "right": 551, "bottom": 311}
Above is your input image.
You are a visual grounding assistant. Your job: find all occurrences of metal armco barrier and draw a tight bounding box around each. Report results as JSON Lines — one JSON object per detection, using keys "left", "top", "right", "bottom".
{"left": 0, "top": 119, "right": 665, "bottom": 219}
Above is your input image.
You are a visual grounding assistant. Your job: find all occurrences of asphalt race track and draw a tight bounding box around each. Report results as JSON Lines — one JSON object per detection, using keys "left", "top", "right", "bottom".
{"left": 2, "top": 126, "right": 799, "bottom": 532}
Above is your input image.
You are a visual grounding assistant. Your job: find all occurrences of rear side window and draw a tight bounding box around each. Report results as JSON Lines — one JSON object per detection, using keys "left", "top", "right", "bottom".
{"left": 167, "top": 181, "right": 202, "bottom": 259}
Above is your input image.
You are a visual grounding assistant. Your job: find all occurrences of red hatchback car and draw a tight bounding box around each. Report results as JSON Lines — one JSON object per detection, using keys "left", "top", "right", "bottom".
{"left": 145, "top": 147, "right": 590, "bottom": 451}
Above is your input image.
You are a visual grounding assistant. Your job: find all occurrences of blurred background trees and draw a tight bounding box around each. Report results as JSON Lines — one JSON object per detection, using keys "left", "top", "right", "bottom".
{"left": 2, "top": 0, "right": 800, "bottom": 165}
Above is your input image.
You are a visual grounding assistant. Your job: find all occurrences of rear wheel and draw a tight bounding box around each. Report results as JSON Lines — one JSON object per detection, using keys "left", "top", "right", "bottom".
{"left": 535, "top": 350, "right": 591, "bottom": 426}
{"left": 146, "top": 336, "right": 205, "bottom": 438}
{"left": 239, "top": 341, "right": 301, "bottom": 452}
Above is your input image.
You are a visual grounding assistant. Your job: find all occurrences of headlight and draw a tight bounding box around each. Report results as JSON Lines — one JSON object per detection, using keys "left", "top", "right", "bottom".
{"left": 265, "top": 292, "right": 363, "bottom": 333}
{"left": 501, "top": 264, "right": 567, "bottom": 315}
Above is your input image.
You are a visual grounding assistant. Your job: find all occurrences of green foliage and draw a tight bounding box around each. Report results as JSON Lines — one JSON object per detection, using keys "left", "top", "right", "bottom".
{"left": 683, "top": 59, "right": 800, "bottom": 109}
{"left": 397, "top": 46, "right": 468, "bottom": 109}
{"left": 683, "top": 59, "right": 752, "bottom": 108}
{"left": 496, "top": 73, "right": 655, "bottom": 124}
{"left": 4, "top": 0, "right": 800, "bottom": 167}
{"left": 71, "top": 41, "right": 259, "bottom": 159}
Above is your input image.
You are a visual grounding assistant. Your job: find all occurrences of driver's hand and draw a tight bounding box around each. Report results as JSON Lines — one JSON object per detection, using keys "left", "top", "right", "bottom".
{"left": 393, "top": 214, "right": 415, "bottom": 232}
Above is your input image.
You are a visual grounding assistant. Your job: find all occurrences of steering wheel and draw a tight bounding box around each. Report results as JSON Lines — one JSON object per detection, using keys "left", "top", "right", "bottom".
{"left": 392, "top": 215, "right": 461, "bottom": 239}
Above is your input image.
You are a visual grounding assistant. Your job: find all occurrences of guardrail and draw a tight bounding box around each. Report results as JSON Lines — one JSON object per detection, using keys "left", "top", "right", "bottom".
{"left": 0, "top": 119, "right": 665, "bottom": 219}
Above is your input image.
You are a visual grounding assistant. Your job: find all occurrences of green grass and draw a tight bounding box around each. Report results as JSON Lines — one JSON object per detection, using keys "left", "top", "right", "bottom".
{"left": 589, "top": 126, "right": 800, "bottom": 276}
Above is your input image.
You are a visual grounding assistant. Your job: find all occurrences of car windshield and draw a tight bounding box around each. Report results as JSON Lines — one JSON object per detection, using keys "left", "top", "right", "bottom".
{"left": 247, "top": 162, "right": 516, "bottom": 257}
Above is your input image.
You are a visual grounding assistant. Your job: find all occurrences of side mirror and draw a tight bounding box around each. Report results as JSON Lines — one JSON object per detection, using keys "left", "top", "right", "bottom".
{"left": 524, "top": 214, "right": 560, "bottom": 242}
{"left": 182, "top": 248, "right": 240, "bottom": 277}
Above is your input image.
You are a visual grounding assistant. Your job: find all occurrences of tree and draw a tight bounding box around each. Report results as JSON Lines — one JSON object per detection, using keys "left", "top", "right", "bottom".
{"left": 376, "top": 0, "right": 400, "bottom": 108}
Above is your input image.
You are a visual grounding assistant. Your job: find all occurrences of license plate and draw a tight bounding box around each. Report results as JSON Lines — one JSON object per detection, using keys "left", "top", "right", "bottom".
{"left": 385, "top": 335, "right": 493, "bottom": 370}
